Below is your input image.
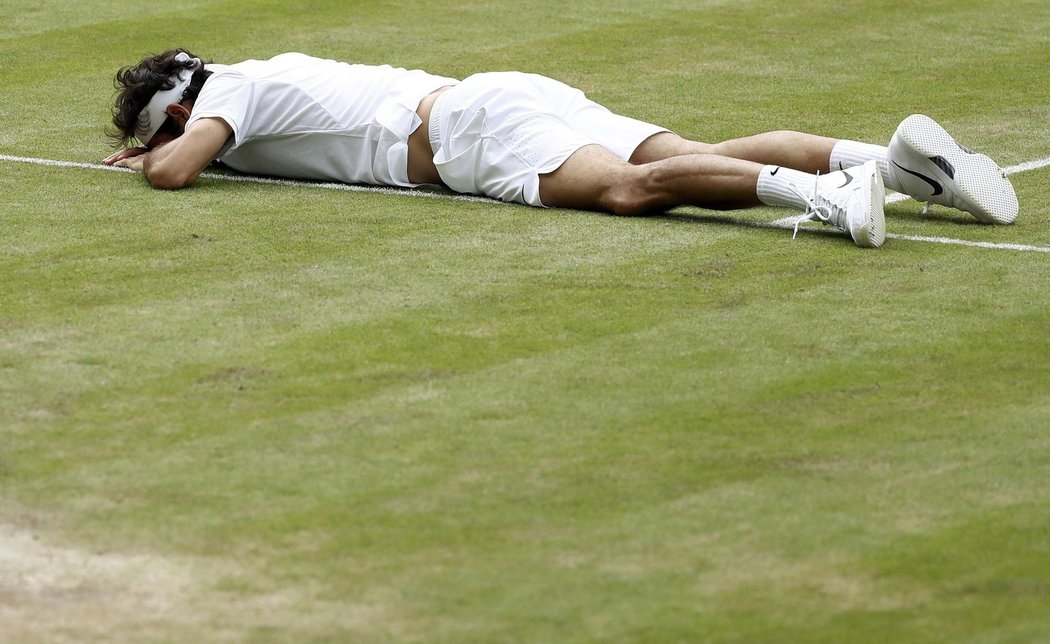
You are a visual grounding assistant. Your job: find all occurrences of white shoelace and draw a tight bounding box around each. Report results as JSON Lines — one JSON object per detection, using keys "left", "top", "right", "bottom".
{"left": 787, "top": 171, "right": 833, "bottom": 239}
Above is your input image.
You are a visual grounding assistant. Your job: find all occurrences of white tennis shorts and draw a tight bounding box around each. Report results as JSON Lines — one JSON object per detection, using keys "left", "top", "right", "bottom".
{"left": 428, "top": 72, "right": 668, "bottom": 207}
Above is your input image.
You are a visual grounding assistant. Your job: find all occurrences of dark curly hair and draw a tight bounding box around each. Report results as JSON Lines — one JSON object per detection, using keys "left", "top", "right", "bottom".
{"left": 108, "top": 48, "right": 212, "bottom": 149}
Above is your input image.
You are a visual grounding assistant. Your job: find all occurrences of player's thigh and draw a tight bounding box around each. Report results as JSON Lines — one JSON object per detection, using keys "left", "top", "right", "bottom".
{"left": 630, "top": 132, "right": 715, "bottom": 164}
{"left": 538, "top": 144, "right": 635, "bottom": 211}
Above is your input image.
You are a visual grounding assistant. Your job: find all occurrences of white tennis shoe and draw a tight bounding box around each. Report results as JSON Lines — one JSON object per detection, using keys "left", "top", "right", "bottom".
{"left": 791, "top": 160, "right": 885, "bottom": 248}
{"left": 888, "top": 114, "right": 1017, "bottom": 224}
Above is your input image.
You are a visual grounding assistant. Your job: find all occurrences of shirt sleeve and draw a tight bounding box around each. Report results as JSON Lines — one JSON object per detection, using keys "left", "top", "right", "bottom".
{"left": 186, "top": 70, "right": 255, "bottom": 150}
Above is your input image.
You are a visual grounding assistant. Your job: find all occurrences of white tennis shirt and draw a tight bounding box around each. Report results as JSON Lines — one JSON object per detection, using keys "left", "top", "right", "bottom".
{"left": 186, "top": 53, "right": 459, "bottom": 187}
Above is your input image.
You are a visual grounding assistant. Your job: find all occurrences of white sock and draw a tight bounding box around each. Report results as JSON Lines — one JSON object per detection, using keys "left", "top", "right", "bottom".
{"left": 830, "top": 140, "right": 900, "bottom": 191}
{"left": 756, "top": 165, "right": 816, "bottom": 209}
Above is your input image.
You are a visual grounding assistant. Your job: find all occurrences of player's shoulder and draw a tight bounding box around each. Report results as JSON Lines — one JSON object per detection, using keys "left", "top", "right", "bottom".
{"left": 269, "top": 52, "right": 316, "bottom": 63}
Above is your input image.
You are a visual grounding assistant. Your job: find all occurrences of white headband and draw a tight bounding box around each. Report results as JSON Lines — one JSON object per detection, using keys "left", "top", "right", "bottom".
{"left": 135, "top": 51, "right": 201, "bottom": 146}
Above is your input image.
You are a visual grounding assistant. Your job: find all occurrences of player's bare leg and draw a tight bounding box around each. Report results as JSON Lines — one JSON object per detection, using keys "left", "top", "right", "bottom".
{"left": 630, "top": 131, "right": 837, "bottom": 174}
{"left": 634, "top": 123, "right": 1019, "bottom": 225}
{"left": 539, "top": 142, "right": 885, "bottom": 248}
{"left": 540, "top": 144, "right": 763, "bottom": 214}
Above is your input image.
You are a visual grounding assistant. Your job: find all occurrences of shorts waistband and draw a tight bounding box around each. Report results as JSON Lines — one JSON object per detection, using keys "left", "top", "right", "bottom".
{"left": 428, "top": 90, "right": 448, "bottom": 157}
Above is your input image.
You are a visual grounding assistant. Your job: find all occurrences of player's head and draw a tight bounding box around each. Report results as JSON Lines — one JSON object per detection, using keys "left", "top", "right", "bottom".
{"left": 109, "top": 48, "right": 211, "bottom": 149}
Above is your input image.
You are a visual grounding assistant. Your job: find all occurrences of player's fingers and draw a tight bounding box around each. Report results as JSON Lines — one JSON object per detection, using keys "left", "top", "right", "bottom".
{"left": 112, "top": 156, "right": 142, "bottom": 170}
{"left": 104, "top": 147, "right": 146, "bottom": 165}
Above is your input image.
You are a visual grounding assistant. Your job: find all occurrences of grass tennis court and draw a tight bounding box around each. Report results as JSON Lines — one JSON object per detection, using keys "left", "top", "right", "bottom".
{"left": 2, "top": 0, "right": 1049, "bottom": 640}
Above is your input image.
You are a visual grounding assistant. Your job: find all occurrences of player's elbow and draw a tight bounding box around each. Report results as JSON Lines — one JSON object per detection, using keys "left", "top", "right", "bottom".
{"left": 144, "top": 158, "right": 198, "bottom": 190}
{"left": 143, "top": 161, "right": 197, "bottom": 189}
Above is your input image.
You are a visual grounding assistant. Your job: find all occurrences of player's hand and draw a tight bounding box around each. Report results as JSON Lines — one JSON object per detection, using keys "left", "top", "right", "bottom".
{"left": 103, "top": 147, "right": 148, "bottom": 170}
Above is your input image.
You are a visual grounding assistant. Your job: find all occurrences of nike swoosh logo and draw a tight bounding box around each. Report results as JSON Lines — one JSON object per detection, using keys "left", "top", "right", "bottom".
{"left": 837, "top": 170, "right": 854, "bottom": 189}
{"left": 892, "top": 161, "right": 943, "bottom": 196}
{"left": 770, "top": 166, "right": 780, "bottom": 176}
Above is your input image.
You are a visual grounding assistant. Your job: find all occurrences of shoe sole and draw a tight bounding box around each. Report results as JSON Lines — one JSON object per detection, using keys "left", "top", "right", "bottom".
{"left": 853, "top": 160, "right": 886, "bottom": 248}
{"left": 896, "top": 114, "right": 1018, "bottom": 224}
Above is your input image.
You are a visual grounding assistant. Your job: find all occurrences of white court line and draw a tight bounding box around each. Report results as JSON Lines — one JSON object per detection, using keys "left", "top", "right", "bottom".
{"left": 883, "top": 233, "right": 1050, "bottom": 253}
{"left": 3, "top": 152, "right": 1050, "bottom": 253}
{"left": 0, "top": 153, "right": 505, "bottom": 206}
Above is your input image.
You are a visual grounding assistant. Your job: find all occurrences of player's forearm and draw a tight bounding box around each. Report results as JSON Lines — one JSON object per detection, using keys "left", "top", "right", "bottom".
{"left": 142, "top": 144, "right": 199, "bottom": 190}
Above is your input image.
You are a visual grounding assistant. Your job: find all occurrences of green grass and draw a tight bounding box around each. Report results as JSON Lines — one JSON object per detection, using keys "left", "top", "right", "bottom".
{"left": 2, "top": 0, "right": 1050, "bottom": 641}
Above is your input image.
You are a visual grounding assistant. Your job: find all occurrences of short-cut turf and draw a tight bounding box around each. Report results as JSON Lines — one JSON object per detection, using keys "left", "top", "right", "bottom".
{"left": 2, "top": 0, "right": 1049, "bottom": 640}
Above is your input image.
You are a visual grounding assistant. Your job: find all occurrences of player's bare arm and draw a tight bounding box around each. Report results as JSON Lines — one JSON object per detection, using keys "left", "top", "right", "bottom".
{"left": 104, "top": 118, "right": 231, "bottom": 189}
{"left": 143, "top": 118, "right": 231, "bottom": 189}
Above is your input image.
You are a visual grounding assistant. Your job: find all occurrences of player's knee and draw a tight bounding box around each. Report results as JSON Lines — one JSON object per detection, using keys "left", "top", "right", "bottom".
{"left": 603, "top": 169, "right": 658, "bottom": 216}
